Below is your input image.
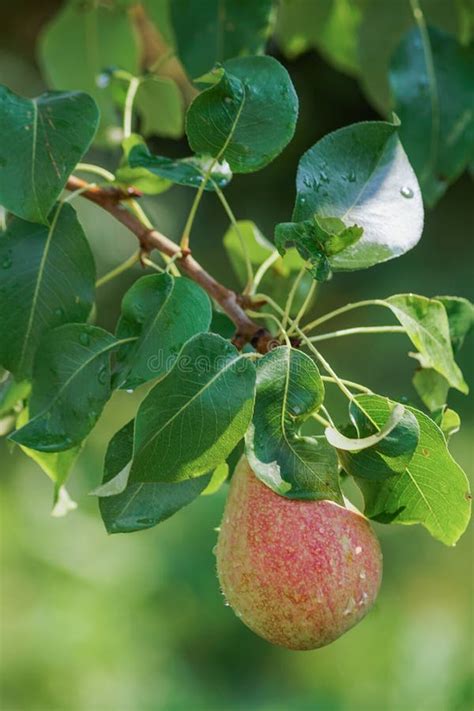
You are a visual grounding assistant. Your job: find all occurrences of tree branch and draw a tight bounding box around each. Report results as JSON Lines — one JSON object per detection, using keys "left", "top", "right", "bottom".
{"left": 66, "top": 176, "right": 275, "bottom": 353}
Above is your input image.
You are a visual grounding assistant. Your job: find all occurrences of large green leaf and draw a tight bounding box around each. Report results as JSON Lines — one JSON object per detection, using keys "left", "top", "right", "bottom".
{"left": 114, "top": 274, "right": 212, "bottom": 390}
{"left": 292, "top": 121, "right": 424, "bottom": 270}
{"left": 135, "top": 77, "right": 184, "bottom": 139}
{"left": 246, "top": 346, "right": 342, "bottom": 501}
{"left": 39, "top": 0, "right": 139, "bottom": 144}
{"left": 358, "top": 0, "right": 461, "bottom": 112}
{"left": 186, "top": 56, "right": 298, "bottom": 173}
{"left": 384, "top": 294, "right": 467, "bottom": 393}
{"left": 10, "top": 324, "right": 117, "bottom": 452}
{"left": 0, "top": 203, "right": 96, "bottom": 380}
{"left": 333, "top": 399, "right": 420, "bottom": 480}
{"left": 171, "top": 0, "right": 274, "bottom": 77}
{"left": 129, "top": 333, "right": 256, "bottom": 484}
{"left": 128, "top": 142, "right": 232, "bottom": 190}
{"left": 351, "top": 395, "right": 471, "bottom": 546}
{"left": 276, "top": 0, "right": 362, "bottom": 75}
{"left": 0, "top": 85, "right": 99, "bottom": 223}
{"left": 99, "top": 420, "right": 210, "bottom": 534}
{"left": 390, "top": 26, "right": 474, "bottom": 206}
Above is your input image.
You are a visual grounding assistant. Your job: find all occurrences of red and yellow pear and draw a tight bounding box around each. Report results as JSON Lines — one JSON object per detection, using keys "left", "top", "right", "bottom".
{"left": 216, "top": 456, "right": 383, "bottom": 650}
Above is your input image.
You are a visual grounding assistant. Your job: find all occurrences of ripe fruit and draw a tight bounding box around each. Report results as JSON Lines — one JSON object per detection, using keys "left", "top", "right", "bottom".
{"left": 216, "top": 457, "right": 383, "bottom": 650}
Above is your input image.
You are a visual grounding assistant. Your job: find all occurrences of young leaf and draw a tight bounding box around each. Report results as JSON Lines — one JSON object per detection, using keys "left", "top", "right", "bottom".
{"left": 384, "top": 294, "right": 467, "bottom": 393}
{"left": 39, "top": 0, "right": 139, "bottom": 143}
{"left": 115, "top": 135, "right": 171, "bottom": 195}
{"left": 0, "top": 203, "right": 96, "bottom": 380}
{"left": 389, "top": 26, "right": 474, "bottom": 206}
{"left": 0, "top": 375, "right": 30, "bottom": 418}
{"left": 135, "top": 76, "right": 184, "bottom": 139}
{"left": 0, "top": 85, "right": 99, "bottom": 223}
{"left": 336, "top": 399, "right": 420, "bottom": 480}
{"left": 437, "top": 408, "right": 461, "bottom": 441}
{"left": 434, "top": 296, "right": 474, "bottom": 353}
{"left": 10, "top": 324, "right": 117, "bottom": 452}
{"left": 171, "top": 0, "right": 274, "bottom": 77}
{"left": 275, "top": 216, "right": 363, "bottom": 280}
{"left": 128, "top": 334, "right": 256, "bottom": 484}
{"left": 201, "top": 462, "right": 229, "bottom": 496}
{"left": 129, "top": 142, "right": 232, "bottom": 190}
{"left": 99, "top": 421, "right": 210, "bottom": 534}
{"left": 412, "top": 368, "right": 449, "bottom": 412}
{"left": 114, "top": 274, "right": 212, "bottom": 390}
{"left": 292, "top": 121, "right": 424, "bottom": 270}
{"left": 351, "top": 395, "right": 471, "bottom": 546}
{"left": 15, "top": 408, "right": 81, "bottom": 516}
{"left": 186, "top": 56, "right": 298, "bottom": 173}
{"left": 246, "top": 346, "right": 342, "bottom": 501}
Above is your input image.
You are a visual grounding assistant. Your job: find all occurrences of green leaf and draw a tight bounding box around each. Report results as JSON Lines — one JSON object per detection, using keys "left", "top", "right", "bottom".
{"left": 135, "top": 76, "right": 184, "bottom": 139}
{"left": 171, "top": 0, "right": 274, "bottom": 77}
{"left": 413, "top": 368, "right": 449, "bottom": 412}
{"left": 337, "top": 399, "right": 420, "bottom": 480}
{"left": 16, "top": 407, "right": 81, "bottom": 516}
{"left": 276, "top": 0, "right": 362, "bottom": 75}
{"left": 437, "top": 408, "right": 461, "bottom": 441}
{"left": 384, "top": 294, "right": 467, "bottom": 393}
{"left": 0, "top": 85, "right": 99, "bottom": 223}
{"left": 292, "top": 121, "right": 424, "bottom": 270}
{"left": 201, "top": 462, "right": 229, "bottom": 495}
{"left": 114, "top": 274, "right": 212, "bottom": 390}
{"left": 351, "top": 395, "right": 471, "bottom": 546}
{"left": 129, "top": 333, "right": 256, "bottom": 484}
{"left": 0, "top": 203, "right": 96, "bottom": 380}
{"left": 389, "top": 26, "right": 474, "bottom": 206}
{"left": 186, "top": 56, "right": 298, "bottom": 173}
{"left": 115, "top": 135, "right": 171, "bottom": 195}
{"left": 275, "top": 217, "right": 363, "bottom": 280}
{"left": 358, "top": 0, "right": 461, "bottom": 112}
{"left": 246, "top": 346, "right": 342, "bottom": 501}
{"left": 434, "top": 296, "right": 474, "bottom": 353}
{"left": 10, "top": 324, "right": 117, "bottom": 452}
{"left": 99, "top": 420, "right": 210, "bottom": 534}
{"left": 129, "top": 142, "right": 232, "bottom": 190}
{"left": 39, "top": 0, "right": 139, "bottom": 144}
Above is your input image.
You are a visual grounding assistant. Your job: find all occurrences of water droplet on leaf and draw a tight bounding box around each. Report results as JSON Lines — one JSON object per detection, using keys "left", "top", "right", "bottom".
{"left": 400, "top": 186, "right": 414, "bottom": 199}
{"left": 79, "top": 332, "right": 90, "bottom": 346}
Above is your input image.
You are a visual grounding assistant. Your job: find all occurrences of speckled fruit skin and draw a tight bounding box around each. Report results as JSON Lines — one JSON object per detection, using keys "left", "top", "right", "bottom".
{"left": 216, "top": 457, "right": 383, "bottom": 650}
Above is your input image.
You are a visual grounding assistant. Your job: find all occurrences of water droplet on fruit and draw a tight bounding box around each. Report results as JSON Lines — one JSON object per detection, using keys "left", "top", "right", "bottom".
{"left": 212, "top": 544, "right": 218, "bottom": 556}
{"left": 355, "top": 546, "right": 362, "bottom": 555}
{"left": 400, "top": 186, "right": 414, "bottom": 198}
{"left": 343, "top": 597, "right": 356, "bottom": 616}
{"left": 359, "top": 570, "right": 366, "bottom": 580}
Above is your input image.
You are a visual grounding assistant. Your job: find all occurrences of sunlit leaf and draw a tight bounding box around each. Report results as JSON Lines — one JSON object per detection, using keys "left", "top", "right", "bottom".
{"left": 351, "top": 394, "right": 471, "bottom": 545}
{"left": 292, "top": 121, "right": 424, "bottom": 270}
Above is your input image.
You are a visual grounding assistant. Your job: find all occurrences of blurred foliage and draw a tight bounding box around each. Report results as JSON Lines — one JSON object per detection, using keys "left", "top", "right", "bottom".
{"left": 0, "top": 1, "right": 473, "bottom": 710}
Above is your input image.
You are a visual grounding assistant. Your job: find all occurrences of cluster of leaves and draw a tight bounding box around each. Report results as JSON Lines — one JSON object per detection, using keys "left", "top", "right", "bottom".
{"left": 0, "top": 0, "right": 472, "bottom": 545}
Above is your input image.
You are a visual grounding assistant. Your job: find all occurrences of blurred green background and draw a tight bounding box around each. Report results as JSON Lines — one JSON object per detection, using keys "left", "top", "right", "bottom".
{"left": 1, "top": 3, "right": 473, "bottom": 710}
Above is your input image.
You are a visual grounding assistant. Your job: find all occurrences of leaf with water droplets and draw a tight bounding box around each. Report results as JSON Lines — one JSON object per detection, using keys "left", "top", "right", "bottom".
{"left": 246, "top": 346, "right": 342, "bottom": 501}
{"left": 291, "top": 120, "right": 424, "bottom": 271}
{"left": 99, "top": 420, "right": 211, "bottom": 534}
{"left": 186, "top": 56, "right": 298, "bottom": 174}
{"left": 0, "top": 202, "right": 95, "bottom": 380}
{"left": 0, "top": 84, "right": 99, "bottom": 223}
{"left": 351, "top": 394, "right": 471, "bottom": 546}
{"left": 114, "top": 273, "right": 212, "bottom": 390}
{"left": 128, "top": 142, "right": 232, "bottom": 191}
{"left": 389, "top": 25, "right": 474, "bottom": 206}
{"left": 10, "top": 324, "right": 117, "bottom": 452}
